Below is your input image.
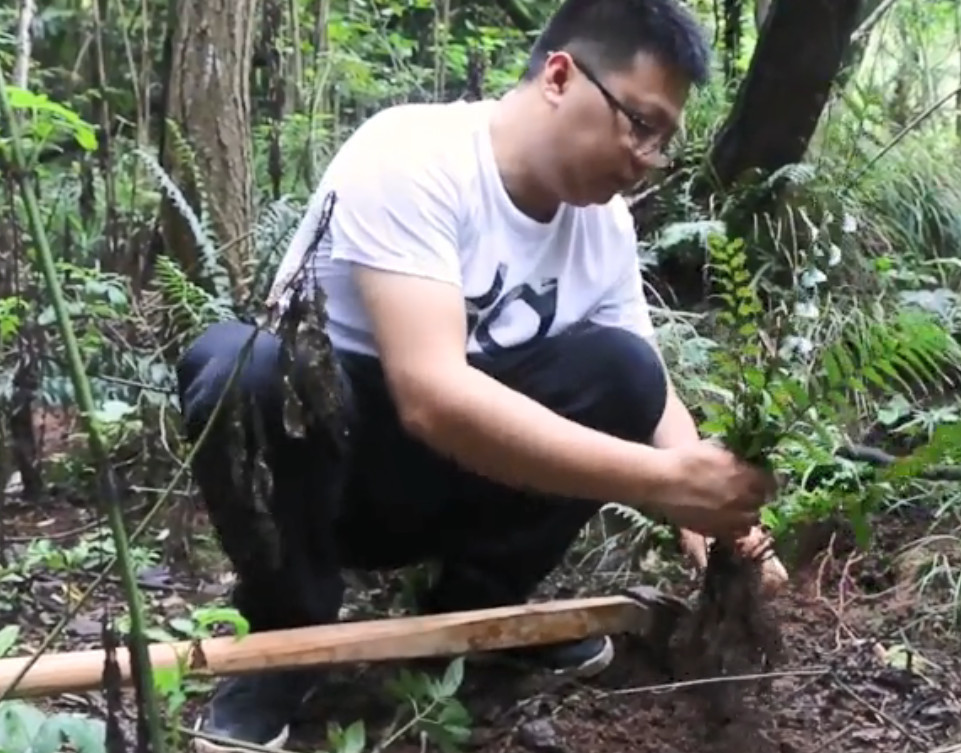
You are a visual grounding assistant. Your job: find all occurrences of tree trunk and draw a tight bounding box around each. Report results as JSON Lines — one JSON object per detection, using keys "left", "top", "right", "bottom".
{"left": 707, "top": 0, "right": 863, "bottom": 189}
{"left": 161, "top": 0, "right": 259, "bottom": 300}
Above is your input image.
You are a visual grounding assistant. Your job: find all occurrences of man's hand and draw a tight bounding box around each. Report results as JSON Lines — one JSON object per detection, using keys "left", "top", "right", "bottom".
{"left": 679, "top": 528, "right": 710, "bottom": 569}
{"left": 679, "top": 526, "right": 789, "bottom": 595}
{"left": 680, "top": 526, "right": 772, "bottom": 567}
{"left": 652, "top": 439, "right": 777, "bottom": 540}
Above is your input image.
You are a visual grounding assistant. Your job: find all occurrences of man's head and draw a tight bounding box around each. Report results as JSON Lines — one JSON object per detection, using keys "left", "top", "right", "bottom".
{"left": 502, "top": 0, "right": 710, "bottom": 210}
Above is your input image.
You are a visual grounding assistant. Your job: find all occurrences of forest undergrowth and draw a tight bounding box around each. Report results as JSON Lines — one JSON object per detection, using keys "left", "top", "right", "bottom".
{"left": 4, "top": 0, "right": 961, "bottom": 751}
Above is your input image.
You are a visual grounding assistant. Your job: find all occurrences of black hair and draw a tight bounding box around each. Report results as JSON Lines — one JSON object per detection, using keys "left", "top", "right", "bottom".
{"left": 521, "top": 0, "right": 710, "bottom": 86}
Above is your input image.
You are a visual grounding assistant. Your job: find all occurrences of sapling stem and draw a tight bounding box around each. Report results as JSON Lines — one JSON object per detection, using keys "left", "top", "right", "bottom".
{"left": 0, "top": 71, "right": 167, "bottom": 752}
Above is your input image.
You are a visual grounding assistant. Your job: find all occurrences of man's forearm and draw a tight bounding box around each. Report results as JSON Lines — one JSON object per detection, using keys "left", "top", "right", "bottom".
{"left": 402, "top": 364, "right": 678, "bottom": 513}
{"left": 653, "top": 378, "right": 701, "bottom": 448}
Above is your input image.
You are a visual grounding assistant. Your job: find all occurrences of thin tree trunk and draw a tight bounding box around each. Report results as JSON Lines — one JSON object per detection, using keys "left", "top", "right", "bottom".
{"left": 161, "top": 0, "right": 259, "bottom": 300}
{"left": 707, "top": 0, "right": 863, "bottom": 189}
{"left": 14, "top": 0, "right": 35, "bottom": 87}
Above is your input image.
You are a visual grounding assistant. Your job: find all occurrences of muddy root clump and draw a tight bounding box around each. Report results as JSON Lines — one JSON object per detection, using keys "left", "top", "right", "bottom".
{"left": 669, "top": 542, "right": 785, "bottom": 724}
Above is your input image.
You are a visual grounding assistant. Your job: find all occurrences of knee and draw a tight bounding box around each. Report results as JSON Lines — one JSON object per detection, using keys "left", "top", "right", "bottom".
{"left": 571, "top": 325, "right": 668, "bottom": 443}
{"left": 176, "top": 320, "right": 282, "bottom": 437}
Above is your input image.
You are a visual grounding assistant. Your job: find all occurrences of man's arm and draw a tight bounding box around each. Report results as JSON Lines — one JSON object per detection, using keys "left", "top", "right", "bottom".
{"left": 653, "top": 375, "right": 702, "bottom": 448}
{"left": 354, "top": 266, "right": 678, "bottom": 509}
{"left": 352, "top": 266, "right": 770, "bottom": 539}
{"left": 324, "top": 135, "right": 771, "bottom": 538}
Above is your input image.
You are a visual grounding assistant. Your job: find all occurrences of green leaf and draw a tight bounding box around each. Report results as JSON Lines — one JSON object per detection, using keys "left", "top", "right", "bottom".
{"left": 193, "top": 607, "right": 251, "bottom": 638}
{"left": 440, "top": 657, "right": 465, "bottom": 697}
{"left": 0, "top": 626, "right": 19, "bottom": 658}
{"left": 341, "top": 720, "right": 366, "bottom": 753}
{"left": 0, "top": 701, "right": 47, "bottom": 753}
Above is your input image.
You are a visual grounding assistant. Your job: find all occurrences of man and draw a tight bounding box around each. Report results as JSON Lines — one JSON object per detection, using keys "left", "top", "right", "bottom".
{"left": 176, "top": 0, "right": 776, "bottom": 750}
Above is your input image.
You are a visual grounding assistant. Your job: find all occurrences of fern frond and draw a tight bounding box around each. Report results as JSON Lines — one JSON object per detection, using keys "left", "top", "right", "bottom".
{"left": 600, "top": 502, "right": 656, "bottom": 531}
{"left": 135, "top": 140, "right": 232, "bottom": 300}
{"left": 154, "top": 255, "right": 235, "bottom": 339}
{"left": 814, "top": 305, "right": 961, "bottom": 409}
{"left": 762, "top": 162, "right": 817, "bottom": 190}
{"left": 253, "top": 197, "right": 304, "bottom": 263}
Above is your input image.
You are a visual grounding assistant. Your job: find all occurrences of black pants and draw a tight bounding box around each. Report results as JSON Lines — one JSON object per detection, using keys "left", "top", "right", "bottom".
{"left": 175, "top": 319, "right": 668, "bottom": 633}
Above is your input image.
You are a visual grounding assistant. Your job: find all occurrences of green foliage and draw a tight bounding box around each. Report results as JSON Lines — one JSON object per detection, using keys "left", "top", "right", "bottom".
{"left": 153, "top": 255, "right": 236, "bottom": 339}
{"left": 1, "top": 87, "right": 97, "bottom": 153}
{"left": 0, "top": 702, "right": 106, "bottom": 753}
{"left": 135, "top": 137, "right": 232, "bottom": 299}
{"left": 0, "top": 628, "right": 107, "bottom": 753}
{"left": 699, "top": 230, "right": 961, "bottom": 539}
{"left": 382, "top": 657, "right": 471, "bottom": 753}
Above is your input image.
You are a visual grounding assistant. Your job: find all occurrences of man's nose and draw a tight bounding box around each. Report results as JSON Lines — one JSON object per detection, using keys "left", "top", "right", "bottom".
{"left": 636, "top": 148, "right": 670, "bottom": 171}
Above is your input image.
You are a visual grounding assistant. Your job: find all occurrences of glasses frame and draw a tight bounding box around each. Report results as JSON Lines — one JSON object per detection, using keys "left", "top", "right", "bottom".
{"left": 566, "top": 52, "right": 673, "bottom": 160}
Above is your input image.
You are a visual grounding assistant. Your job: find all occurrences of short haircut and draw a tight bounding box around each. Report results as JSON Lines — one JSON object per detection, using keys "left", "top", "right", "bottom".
{"left": 521, "top": 0, "right": 711, "bottom": 86}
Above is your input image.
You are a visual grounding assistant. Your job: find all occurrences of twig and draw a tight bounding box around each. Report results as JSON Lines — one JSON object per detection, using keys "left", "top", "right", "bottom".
{"left": 828, "top": 550, "right": 865, "bottom": 647}
{"left": 814, "top": 531, "right": 839, "bottom": 602}
{"left": 831, "top": 673, "right": 927, "bottom": 750}
{"left": 811, "top": 723, "right": 857, "bottom": 753}
{"left": 5, "top": 502, "right": 152, "bottom": 543}
{"left": 598, "top": 667, "right": 829, "bottom": 697}
{"left": 846, "top": 87, "right": 961, "bottom": 188}
{"left": 850, "top": 0, "right": 900, "bottom": 43}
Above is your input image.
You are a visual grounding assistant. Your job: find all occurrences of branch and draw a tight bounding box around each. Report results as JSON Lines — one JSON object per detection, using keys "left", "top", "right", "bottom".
{"left": 851, "top": 0, "right": 901, "bottom": 44}
{"left": 836, "top": 444, "right": 961, "bottom": 482}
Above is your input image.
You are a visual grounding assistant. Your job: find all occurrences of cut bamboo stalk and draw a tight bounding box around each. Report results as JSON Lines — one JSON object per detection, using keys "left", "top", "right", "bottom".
{"left": 2, "top": 595, "right": 654, "bottom": 699}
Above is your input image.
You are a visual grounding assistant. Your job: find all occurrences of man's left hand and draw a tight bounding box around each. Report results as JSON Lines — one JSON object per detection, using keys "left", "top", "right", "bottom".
{"left": 679, "top": 527, "right": 787, "bottom": 594}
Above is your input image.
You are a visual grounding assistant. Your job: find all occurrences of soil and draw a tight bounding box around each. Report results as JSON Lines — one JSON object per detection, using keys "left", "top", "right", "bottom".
{"left": 3, "top": 494, "right": 961, "bottom": 753}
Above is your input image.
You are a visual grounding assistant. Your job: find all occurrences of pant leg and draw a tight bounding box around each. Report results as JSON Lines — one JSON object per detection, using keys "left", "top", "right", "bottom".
{"left": 332, "top": 353, "right": 463, "bottom": 571}
{"left": 423, "top": 322, "right": 669, "bottom": 612}
{"left": 175, "top": 319, "right": 353, "bottom": 632}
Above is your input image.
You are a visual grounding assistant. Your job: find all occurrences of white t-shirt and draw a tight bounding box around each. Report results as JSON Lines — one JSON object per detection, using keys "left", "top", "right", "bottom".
{"left": 268, "top": 98, "right": 654, "bottom": 358}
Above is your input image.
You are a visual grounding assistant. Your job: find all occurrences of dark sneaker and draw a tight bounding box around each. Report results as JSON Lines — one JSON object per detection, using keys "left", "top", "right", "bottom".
{"left": 493, "top": 635, "right": 615, "bottom": 678}
{"left": 192, "top": 669, "right": 318, "bottom": 752}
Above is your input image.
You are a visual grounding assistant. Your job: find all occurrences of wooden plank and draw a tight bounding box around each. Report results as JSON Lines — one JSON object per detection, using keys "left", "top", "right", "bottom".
{"left": 1, "top": 595, "right": 650, "bottom": 699}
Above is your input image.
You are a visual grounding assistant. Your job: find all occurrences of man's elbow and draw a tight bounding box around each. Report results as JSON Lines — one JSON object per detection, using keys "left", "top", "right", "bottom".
{"left": 390, "top": 369, "right": 458, "bottom": 445}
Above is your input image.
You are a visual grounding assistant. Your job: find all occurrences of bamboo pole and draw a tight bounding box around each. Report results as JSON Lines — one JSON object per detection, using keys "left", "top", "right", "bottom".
{"left": 1, "top": 595, "right": 651, "bottom": 699}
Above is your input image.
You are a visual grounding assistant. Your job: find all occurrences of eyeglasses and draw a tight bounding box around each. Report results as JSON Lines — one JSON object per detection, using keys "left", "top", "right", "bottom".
{"left": 567, "top": 53, "right": 673, "bottom": 159}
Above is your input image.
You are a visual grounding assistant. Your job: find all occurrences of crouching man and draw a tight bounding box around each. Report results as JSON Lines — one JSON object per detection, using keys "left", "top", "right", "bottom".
{"left": 175, "top": 1, "right": 776, "bottom": 750}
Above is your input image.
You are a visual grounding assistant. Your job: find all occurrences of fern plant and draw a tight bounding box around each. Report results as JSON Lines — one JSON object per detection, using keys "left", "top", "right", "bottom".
{"left": 699, "top": 231, "right": 961, "bottom": 537}
{"left": 153, "top": 255, "right": 235, "bottom": 341}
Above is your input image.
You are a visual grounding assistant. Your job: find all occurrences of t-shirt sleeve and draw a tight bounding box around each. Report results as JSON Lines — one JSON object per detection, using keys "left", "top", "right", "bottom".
{"left": 326, "top": 139, "right": 463, "bottom": 287}
{"left": 589, "top": 215, "right": 656, "bottom": 339}
{"left": 590, "top": 257, "right": 656, "bottom": 339}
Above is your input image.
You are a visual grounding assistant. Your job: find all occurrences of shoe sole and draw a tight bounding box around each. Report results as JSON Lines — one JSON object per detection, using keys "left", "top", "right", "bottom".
{"left": 192, "top": 723, "right": 290, "bottom": 753}
{"left": 551, "top": 634, "right": 614, "bottom": 679}
{"left": 466, "top": 635, "right": 616, "bottom": 679}
{"left": 190, "top": 678, "right": 318, "bottom": 753}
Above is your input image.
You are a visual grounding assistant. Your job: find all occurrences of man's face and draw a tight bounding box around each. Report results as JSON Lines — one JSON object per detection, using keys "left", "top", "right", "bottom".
{"left": 537, "top": 49, "right": 690, "bottom": 206}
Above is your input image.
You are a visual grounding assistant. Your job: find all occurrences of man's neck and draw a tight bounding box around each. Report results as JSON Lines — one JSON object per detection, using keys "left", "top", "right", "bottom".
{"left": 488, "top": 88, "right": 562, "bottom": 224}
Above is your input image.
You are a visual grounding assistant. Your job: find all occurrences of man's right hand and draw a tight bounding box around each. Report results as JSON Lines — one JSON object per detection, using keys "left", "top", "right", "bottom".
{"left": 650, "top": 440, "right": 777, "bottom": 541}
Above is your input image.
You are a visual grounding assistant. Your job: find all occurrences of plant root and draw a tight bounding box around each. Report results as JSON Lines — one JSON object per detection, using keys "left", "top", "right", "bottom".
{"left": 669, "top": 542, "right": 785, "bottom": 724}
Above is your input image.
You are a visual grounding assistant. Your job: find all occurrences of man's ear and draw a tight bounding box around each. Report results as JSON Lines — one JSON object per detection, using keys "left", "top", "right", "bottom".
{"left": 540, "top": 50, "right": 576, "bottom": 107}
